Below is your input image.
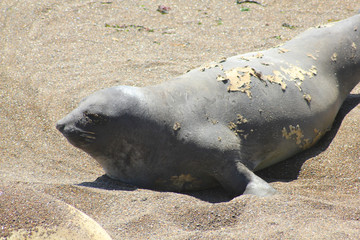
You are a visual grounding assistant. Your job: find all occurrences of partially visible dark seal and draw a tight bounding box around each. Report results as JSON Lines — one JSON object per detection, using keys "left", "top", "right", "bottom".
{"left": 57, "top": 15, "right": 360, "bottom": 197}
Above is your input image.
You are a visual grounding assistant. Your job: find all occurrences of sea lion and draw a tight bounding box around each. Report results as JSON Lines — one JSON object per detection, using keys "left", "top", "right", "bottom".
{"left": 57, "top": 15, "right": 360, "bottom": 197}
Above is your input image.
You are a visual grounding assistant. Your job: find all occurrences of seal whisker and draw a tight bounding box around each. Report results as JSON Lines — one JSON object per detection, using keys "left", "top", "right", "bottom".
{"left": 79, "top": 130, "right": 96, "bottom": 135}
{"left": 79, "top": 134, "right": 96, "bottom": 140}
{"left": 83, "top": 138, "right": 96, "bottom": 143}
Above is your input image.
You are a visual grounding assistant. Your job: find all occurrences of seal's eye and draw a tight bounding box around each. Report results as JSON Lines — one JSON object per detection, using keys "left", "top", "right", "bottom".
{"left": 83, "top": 111, "right": 108, "bottom": 125}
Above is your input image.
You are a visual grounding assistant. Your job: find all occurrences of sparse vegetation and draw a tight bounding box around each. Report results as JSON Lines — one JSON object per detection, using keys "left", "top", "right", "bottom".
{"left": 282, "top": 23, "right": 296, "bottom": 29}
{"left": 105, "top": 24, "right": 154, "bottom": 32}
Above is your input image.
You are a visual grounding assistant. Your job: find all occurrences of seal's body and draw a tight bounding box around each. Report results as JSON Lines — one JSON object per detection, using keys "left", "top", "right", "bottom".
{"left": 57, "top": 15, "right": 360, "bottom": 197}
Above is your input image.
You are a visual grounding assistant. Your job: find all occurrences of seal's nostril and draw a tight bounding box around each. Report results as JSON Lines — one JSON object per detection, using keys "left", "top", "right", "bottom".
{"left": 56, "top": 123, "right": 65, "bottom": 132}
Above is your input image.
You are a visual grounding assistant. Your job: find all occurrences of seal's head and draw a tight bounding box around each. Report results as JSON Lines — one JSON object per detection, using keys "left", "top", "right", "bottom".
{"left": 56, "top": 86, "right": 144, "bottom": 153}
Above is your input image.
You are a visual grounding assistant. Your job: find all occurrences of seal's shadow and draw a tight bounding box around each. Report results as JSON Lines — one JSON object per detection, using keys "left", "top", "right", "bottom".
{"left": 78, "top": 94, "right": 359, "bottom": 203}
{"left": 78, "top": 175, "right": 232, "bottom": 203}
{"left": 78, "top": 175, "right": 138, "bottom": 191}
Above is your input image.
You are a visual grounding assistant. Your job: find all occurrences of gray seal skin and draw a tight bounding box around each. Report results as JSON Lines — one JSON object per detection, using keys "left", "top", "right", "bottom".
{"left": 57, "top": 15, "right": 360, "bottom": 197}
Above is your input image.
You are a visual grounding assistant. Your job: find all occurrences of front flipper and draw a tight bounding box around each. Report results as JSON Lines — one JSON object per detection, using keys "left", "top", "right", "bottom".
{"left": 215, "top": 161, "right": 276, "bottom": 197}
{"left": 242, "top": 172, "right": 276, "bottom": 197}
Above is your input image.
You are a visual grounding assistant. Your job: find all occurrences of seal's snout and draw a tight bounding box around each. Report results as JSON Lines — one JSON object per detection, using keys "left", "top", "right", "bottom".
{"left": 56, "top": 122, "right": 65, "bottom": 133}
{"left": 56, "top": 117, "right": 74, "bottom": 136}
{"left": 56, "top": 117, "right": 77, "bottom": 136}
{"left": 56, "top": 116, "right": 71, "bottom": 134}
{"left": 56, "top": 118, "right": 97, "bottom": 148}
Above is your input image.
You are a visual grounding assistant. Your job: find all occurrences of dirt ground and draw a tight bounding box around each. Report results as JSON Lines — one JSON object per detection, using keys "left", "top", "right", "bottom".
{"left": 0, "top": 0, "right": 359, "bottom": 239}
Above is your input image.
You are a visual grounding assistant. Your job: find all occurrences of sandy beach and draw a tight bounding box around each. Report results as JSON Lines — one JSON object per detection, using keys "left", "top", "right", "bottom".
{"left": 1, "top": 0, "right": 359, "bottom": 239}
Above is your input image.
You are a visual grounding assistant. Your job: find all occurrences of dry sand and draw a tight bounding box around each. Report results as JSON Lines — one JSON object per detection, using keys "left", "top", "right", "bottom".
{"left": 0, "top": 0, "right": 359, "bottom": 239}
